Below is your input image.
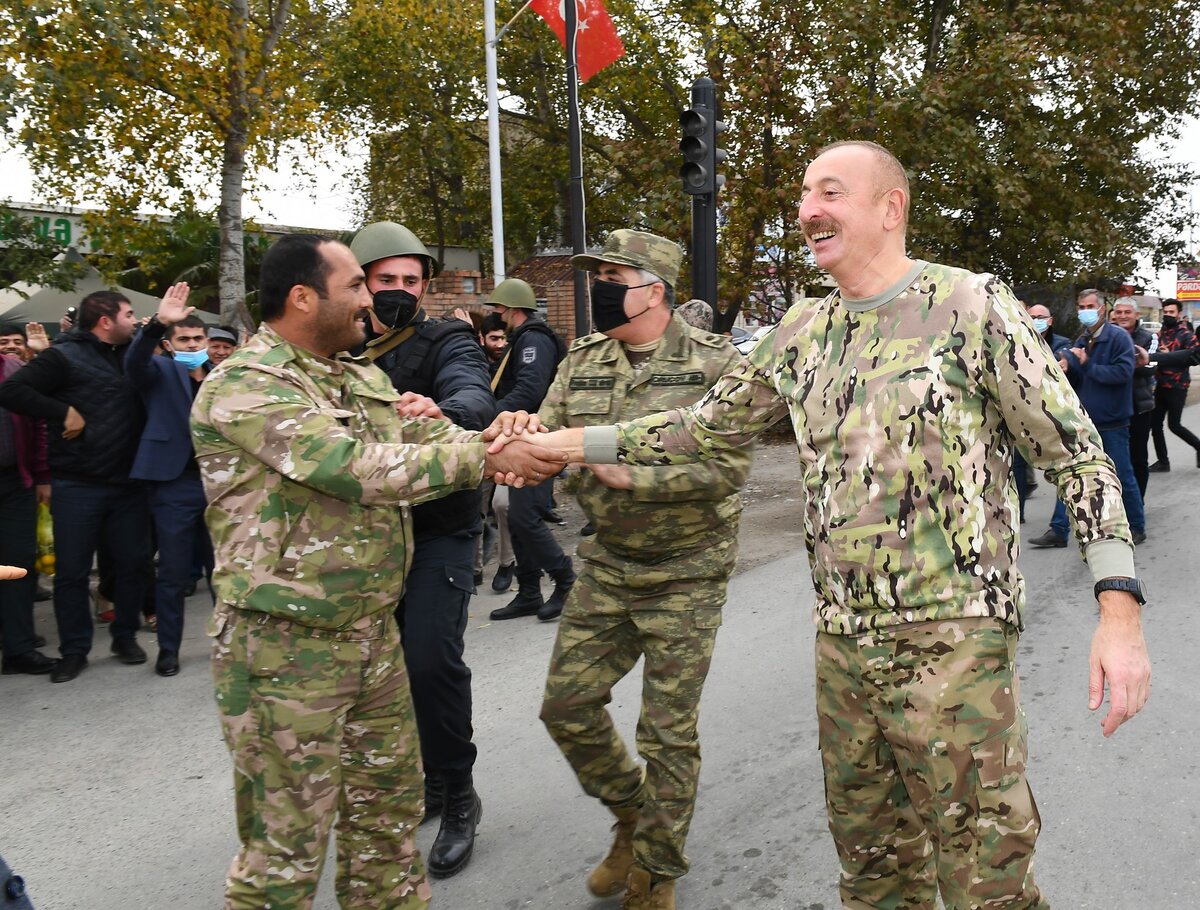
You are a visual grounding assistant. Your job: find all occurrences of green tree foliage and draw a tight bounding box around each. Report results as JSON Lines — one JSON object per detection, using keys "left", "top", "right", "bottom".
{"left": 0, "top": 205, "right": 88, "bottom": 293}
{"left": 0, "top": 0, "right": 343, "bottom": 328}
{"left": 330, "top": 0, "right": 1200, "bottom": 330}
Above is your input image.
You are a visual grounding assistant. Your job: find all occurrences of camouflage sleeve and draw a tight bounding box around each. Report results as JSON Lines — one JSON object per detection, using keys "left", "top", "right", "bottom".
{"left": 398, "top": 414, "right": 487, "bottom": 446}
{"left": 981, "top": 281, "right": 1132, "bottom": 553}
{"left": 626, "top": 442, "right": 752, "bottom": 501}
{"left": 202, "top": 369, "right": 486, "bottom": 507}
{"left": 612, "top": 335, "right": 790, "bottom": 466}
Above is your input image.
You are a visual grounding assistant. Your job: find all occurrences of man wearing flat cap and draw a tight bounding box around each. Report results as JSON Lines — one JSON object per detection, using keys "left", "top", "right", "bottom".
{"left": 537, "top": 229, "right": 751, "bottom": 910}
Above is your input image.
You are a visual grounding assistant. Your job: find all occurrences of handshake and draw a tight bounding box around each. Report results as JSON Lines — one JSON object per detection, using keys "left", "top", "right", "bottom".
{"left": 390, "top": 395, "right": 593, "bottom": 489}
{"left": 480, "top": 411, "right": 585, "bottom": 488}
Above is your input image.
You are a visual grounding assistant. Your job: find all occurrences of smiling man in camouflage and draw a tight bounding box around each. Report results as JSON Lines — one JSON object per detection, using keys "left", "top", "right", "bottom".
{"left": 191, "top": 234, "right": 564, "bottom": 910}
{"left": 494, "top": 141, "right": 1151, "bottom": 909}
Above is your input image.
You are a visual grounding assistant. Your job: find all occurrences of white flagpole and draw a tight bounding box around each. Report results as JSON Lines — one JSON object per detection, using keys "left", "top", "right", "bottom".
{"left": 484, "top": 0, "right": 506, "bottom": 283}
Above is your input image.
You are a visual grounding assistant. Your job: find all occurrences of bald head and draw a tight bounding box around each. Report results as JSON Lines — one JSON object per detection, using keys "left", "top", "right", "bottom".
{"left": 816, "top": 140, "right": 911, "bottom": 225}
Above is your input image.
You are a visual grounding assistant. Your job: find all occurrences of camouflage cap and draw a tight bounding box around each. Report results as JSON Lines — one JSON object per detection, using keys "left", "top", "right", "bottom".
{"left": 676, "top": 298, "right": 714, "bottom": 331}
{"left": 571, "top": 230, "right": 682, "bottom": 288}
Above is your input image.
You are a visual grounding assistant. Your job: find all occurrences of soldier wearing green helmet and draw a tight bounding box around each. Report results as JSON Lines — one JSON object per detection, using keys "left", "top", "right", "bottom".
{"left": 486, "top": 277, "right": 572, "bottom": 623}
{"left": 349, "top": 220, "right": 494, "bottom": 878}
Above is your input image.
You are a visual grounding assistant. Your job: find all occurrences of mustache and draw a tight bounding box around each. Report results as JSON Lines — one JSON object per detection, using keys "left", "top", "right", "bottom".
{"left": 803, "top": 218, "right": 837, "bottom": 239}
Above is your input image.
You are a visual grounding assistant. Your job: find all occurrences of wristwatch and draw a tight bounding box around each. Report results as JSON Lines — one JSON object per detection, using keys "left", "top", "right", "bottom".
{"left": 1094, "top": 577, "right": 1147, "bottom": 605}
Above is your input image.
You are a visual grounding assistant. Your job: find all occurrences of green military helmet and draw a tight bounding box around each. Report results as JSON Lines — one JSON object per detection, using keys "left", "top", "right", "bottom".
{"left": 485, "top": 277, "right": 538, "bottom": 311}
{"left": 571, "top": 229, "right": 682, "bottom": 288}
{"left": 349, "top": 221, "right": 443, "bottom": 278}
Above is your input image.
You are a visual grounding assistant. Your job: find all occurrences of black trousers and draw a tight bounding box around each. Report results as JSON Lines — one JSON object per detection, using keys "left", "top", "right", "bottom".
{"left": 1130, "top": 409, "right": 1154, "bottom": 497}
{"left": 1151, "top": 385, "right": 1200, "bottom": 461}
{"left": 0, "top": 468, "right": 38, "bottom": 658}
{"left": 397, "top": 530, "right": 478, "bottom": 778}
{"left": 508, "top": 482, "right": 570, "bottom": 577}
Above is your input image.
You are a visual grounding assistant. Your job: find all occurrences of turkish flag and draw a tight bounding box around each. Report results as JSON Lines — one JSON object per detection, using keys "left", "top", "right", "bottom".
{"left": 530, "top": 0, "right": 626, "bottom": 82}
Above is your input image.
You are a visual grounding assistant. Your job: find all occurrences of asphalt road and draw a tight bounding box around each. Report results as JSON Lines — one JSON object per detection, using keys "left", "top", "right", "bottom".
{"left": 3, "top": 432, "right": 1198, "bottom": 909}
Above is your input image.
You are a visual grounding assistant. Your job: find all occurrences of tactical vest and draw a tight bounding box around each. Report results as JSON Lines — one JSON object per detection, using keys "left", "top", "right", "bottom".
{"left": 48, "top": 333, "right": 144, "bottom": 483}
{"left": 376, "top": 318, "right": 483, "bottom": 539}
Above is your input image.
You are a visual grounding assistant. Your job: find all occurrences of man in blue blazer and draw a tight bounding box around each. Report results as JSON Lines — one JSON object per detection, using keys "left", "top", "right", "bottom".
{"left": 125, "top": 283, "right": 213, "bottom": 677}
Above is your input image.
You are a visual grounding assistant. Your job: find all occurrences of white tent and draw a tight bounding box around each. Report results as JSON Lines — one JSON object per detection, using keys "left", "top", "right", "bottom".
{"left": 0, "top": 250, "right": 220, "bottom": 327}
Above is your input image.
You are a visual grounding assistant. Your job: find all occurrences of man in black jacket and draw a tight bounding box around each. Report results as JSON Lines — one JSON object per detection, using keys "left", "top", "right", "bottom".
{"left": 487, "top": 278, "right": 573, "bottom": 623}
{"left": 350, "top": 221, "right": 495, "bottom": 877}
{"left": 0, "top": 291, "right": 150, "bottom": 683}
{"left": 1111, "top": 298, "right": 1156, "bottom": 497}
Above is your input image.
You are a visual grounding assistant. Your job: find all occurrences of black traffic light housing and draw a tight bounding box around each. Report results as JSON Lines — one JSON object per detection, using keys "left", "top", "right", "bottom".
{"left": 679, "top": 103, "right": 727, "bottom": 196}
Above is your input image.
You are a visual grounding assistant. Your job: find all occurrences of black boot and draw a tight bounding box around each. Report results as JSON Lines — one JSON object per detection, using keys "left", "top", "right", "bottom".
{"left": 539, "top": 562, "right": 576, "bottom": 621}
{"left": 423, "top": 770, "right": 444, "bottom": 824}
{"left": 428, "top": 774, "right": 482, "bottom": 878}
{"left": 489, "top": 573, "right": 542, "bottom": 620}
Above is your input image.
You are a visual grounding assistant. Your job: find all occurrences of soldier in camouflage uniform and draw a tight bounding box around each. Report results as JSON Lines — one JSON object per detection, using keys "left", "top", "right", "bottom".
{"left": 500, "top": 143, "right": 1152, "bottom": 909}
{"left": 191, "top": 234, "right": 564, "bottom": 910}
{"left": 537, "top": 230, "right": 751, "bottom": 910}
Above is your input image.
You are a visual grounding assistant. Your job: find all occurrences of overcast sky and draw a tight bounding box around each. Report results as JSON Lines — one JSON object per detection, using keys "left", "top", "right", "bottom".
{"left": 2, "top": 116, "right": 1197, "bottom": 296}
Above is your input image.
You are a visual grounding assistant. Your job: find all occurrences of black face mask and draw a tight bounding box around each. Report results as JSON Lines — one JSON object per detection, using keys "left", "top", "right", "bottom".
{"left": 372, "top": 288, "right": 420, "bottom": 330}
{"left": 590, "top": 278, "right": 654, "bottom": 333}
{"left": 1162, "top": 315, "right": 1178, "bottom": 329}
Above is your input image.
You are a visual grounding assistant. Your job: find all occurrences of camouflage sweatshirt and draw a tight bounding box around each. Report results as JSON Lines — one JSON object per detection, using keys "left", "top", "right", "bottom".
{"left": 191, "top": 324, "right": 486, "bottom": 632}
{"left": 539, "top": 312, "right": 751, "bottom": 561}
{"left": 583, "top": 262, "right": 1135, "bottom": 634}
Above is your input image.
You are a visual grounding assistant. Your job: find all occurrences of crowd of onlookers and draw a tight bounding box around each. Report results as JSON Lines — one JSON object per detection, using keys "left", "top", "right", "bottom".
{"left": 0, "top": 301, "right": 241, "bottom": 682}
{"left": 1023, "top": 293, "right": 1200, "bottom": 549}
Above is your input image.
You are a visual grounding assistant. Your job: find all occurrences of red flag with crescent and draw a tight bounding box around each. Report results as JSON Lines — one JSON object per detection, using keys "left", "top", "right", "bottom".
{"left": 530, "top": 0, "right": 626, "bottom": 82}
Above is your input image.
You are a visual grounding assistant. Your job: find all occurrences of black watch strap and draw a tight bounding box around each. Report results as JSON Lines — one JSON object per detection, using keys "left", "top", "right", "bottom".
{"left": 1093, "top": 577, "right": 1147, "bottom": 605}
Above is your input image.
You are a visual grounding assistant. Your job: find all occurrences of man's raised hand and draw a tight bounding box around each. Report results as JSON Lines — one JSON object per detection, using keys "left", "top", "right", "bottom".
{"left": 157, "top": 282, "right": 193, "bottom": 325}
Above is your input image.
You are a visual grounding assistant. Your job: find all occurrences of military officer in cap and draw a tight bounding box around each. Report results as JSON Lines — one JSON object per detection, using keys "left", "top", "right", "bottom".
{"left": 348, "top": 221, "right": 494, "bottom": 877}
{"left": 486, "top": 278, "right": 573, "bottom": 622}
{"left": 537, "top": 230, "right": 751, "bottom": 910}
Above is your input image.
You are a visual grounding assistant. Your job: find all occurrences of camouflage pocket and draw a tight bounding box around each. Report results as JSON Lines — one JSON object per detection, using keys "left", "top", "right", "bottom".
{"left": 693, "top": 608, "right": 722, "bottom": 630}
{"left": 972, "top": 715, "right": 1027, "bottom": 790}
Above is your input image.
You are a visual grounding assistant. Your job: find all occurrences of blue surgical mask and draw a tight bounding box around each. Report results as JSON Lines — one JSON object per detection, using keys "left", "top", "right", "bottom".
{"left": 1077, "top": 309, "right": 1100, "bottom": 328}
{"left": 172, "top": 350, "right": 209, "bottom": 370}
{"left": 1032, "top": 318, "right": 1049, "bottom": 334}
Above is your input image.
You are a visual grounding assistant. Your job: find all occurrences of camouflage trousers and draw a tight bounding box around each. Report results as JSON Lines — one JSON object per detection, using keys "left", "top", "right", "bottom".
{"left": 815, "top": 617, "right": 1047, "bottom": 910}
{"left": 210, "top": 607, "right": 431, "bottom": 910}
{"left": 539, "top": 539, "right": 735, "bottom": 881}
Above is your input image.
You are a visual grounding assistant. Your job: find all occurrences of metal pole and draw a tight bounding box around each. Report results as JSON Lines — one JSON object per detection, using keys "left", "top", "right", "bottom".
{"left": 484, "top": 0, "right": 506, "bottom": 283}
{"left": 690, "top": 77, "right": 719, "bottom": 315}
{"left": 565, "top": 0, "right": 590, "bottom": 337}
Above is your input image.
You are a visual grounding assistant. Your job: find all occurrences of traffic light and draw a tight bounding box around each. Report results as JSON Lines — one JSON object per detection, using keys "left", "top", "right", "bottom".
{"left": 679, "top": 103, "right": 726, "bottom": 196}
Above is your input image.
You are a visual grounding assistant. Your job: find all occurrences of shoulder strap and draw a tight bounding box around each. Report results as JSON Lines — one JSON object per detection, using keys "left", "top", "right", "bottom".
{"left": 365, "top": 326, "right": 417, "bottom": 363}
{"left": 490, "top": 346, "right": 513, "bottom": 393}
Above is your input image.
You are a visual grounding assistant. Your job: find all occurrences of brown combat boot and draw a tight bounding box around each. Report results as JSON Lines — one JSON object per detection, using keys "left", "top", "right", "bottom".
{"left": 587, "top": 803, "right": 640, "bottom": 897}
{"left": 622, "top": 867, "right": 676, "bottom": 910}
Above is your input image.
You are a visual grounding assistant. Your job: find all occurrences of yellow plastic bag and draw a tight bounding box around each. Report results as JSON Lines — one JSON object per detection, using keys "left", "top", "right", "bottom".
{"left": 34, "top": 502, "right": 54, "bottom": 576}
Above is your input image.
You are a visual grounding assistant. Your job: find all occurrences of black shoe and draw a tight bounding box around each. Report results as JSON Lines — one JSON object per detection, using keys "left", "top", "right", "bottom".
{"left": 34, "top": 583, "right": 52, "bottom": 602}
{"left": 1132, "top": 530, "right": 1147, "bottom": 546}
{"left": 50, "top": 654, "right": 87, "bottom": 683}
{"left": 473, "top": 570, "right": 484, "bottom": 586}
{"left": 539, "top": 564, "right": 576, "bottom": 622}
{"left": 1148, "top": 460, "right": 1171, "bottom": 473}
{"left": 423, "top": 772, "right": 445, "bottom": 824}
{"left": 32, "top": 634, "right": 47, "bottom": 649}
{"left": 2, "top": 649, "right": 57, "bottom": 675}
{"left": 155, "top": 649, "right": 180, "bottom": 677}
{"left": 1025, "top": 481, "right": 1039, "bottom": 496}
{"left": 490, "top": 563, "right": 516, "bottom": 595}
{"left": 1028, "top": 529, "right": 1067, "bottom": 548}
{"left": 489, "top": 575, "right": 542, "bottom": 620}
{"left": 579, "top": 521, "right": 596, "bottom": 537}
{"left": 428, "top": 778, "right": 482, "bottom": 878}
{"left": 111, "top": 638, "right": 147, "bottom": 665}
{"left": 183, "top": 581, "right": 198, "bottom": 597}
{"left": 543, "top": 509, "right": 567, "bottom": 526}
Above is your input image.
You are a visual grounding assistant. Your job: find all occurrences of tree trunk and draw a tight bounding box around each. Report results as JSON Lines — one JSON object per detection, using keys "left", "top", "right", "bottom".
{"left": 219, "top": 0, "right": 249, "bottom": 330}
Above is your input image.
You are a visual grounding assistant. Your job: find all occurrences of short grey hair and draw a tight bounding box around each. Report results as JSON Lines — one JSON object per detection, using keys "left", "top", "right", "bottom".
{"left": 1077, "top": 288, "right": 1107, "bottom": 308}
{"left": 638, "top": 268, "right": 675, "bottom": 307}
{"left": 1112, "top": 297, "right": 1139, "bottom": 312}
